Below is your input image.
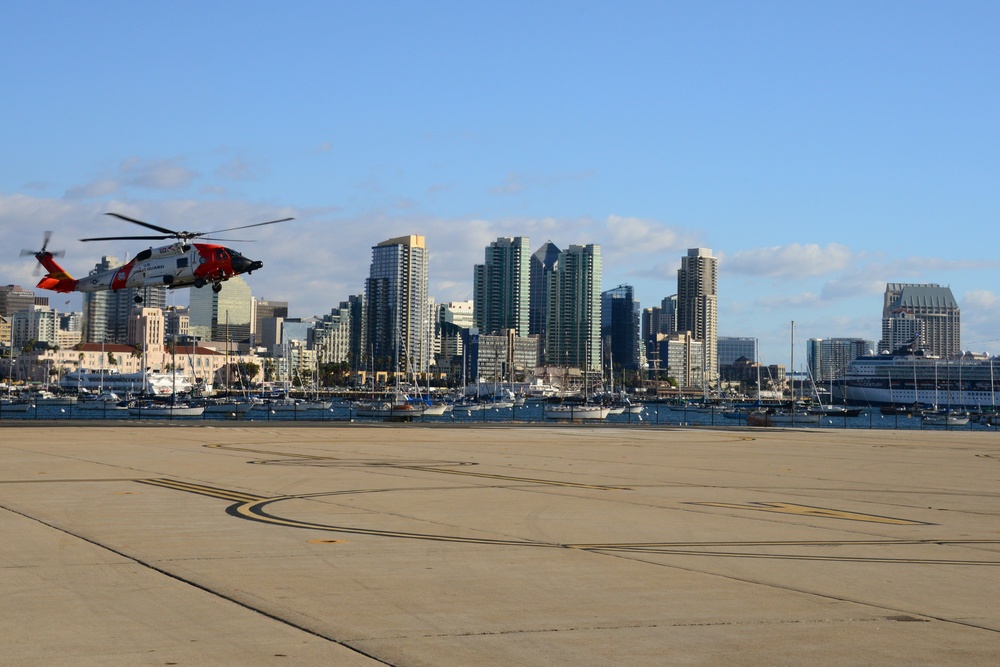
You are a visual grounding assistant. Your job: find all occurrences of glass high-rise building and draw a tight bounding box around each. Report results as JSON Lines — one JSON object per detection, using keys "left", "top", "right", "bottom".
{"left": 717, "top": 336, "right": 756, "bottom": 367}
{"left": 188, "top": 275, "right": 253, "bottom": 343}
{"left": 545, "top": 244, "right": 602, "bottom": 372}
{"left": 529, "top": 241, "right": 560, "bottom": 343}
{"left": 807, "top": 338, "right": 873, "bottom": 382}
{"left": 601, "top": 285, "right": 640, "bottom": 371}
{"left": 677, "top": 248, "right": 718, "bottom": 386}
{"left": 364, "top": 235, "right": 429, "bottom": 374}
{"left": 80, "top": 256, "right": 166, "bottom": 343}
{"left": 473, "top": 237, "right": 530, "bottom": 337}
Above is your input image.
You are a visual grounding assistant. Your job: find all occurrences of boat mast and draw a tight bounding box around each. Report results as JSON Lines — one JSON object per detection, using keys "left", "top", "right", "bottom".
{"left": 790, "top": 320, "right": 795, "bottom": 406}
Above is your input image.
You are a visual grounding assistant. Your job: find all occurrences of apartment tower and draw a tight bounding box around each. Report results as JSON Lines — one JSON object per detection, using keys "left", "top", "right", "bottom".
{"left": 676, "top": 248, "right": 719, "bottom": 386}
{"left": 473, "top": 237, "right": 530, "bottom": 337}
{"left": 545, "top": 244, "right": 602, "bottom": 372}
{"left": 363, "top": 235, "right": 429, "bottom": 374}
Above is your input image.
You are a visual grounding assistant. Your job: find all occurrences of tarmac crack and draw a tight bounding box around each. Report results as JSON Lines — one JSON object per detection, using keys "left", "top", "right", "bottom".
{"left": 0, "top": 502, "right": 397, "bottom": 666}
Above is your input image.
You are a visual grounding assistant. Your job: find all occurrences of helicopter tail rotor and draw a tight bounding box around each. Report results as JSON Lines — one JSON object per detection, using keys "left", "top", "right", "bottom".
{"left": 21, "top": 231, "right": 66, "bottom": 275}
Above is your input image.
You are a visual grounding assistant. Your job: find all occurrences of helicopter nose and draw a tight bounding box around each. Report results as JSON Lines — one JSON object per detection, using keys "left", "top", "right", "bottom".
{"left": 231, "top": 255, "right": 263, "bottom": 274}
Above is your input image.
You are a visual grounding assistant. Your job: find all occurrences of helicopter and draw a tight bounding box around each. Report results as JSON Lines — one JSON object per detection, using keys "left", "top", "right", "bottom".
{"left": 24, "top": 212, "right": 293, "bottom": 303}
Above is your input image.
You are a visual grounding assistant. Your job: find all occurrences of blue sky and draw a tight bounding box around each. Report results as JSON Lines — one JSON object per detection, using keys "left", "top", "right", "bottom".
{"left": 2, "top": 1, "right": 997, "bottom": 367}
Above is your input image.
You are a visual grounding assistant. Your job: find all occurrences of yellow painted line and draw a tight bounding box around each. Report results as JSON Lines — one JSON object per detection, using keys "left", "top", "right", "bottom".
{"left": 685, "top": 501, "right": 928, "bottom": 525}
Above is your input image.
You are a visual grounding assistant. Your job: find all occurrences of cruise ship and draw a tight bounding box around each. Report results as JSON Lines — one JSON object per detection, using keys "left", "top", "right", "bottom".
{"left": 832, "top": 346, "right": 999, "bottom": 410}
{"left": 60, "top": 369, "right": 195, "bottom": 396}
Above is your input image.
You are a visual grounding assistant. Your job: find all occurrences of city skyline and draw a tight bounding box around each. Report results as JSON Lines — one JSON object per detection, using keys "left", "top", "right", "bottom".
{"left": 2, "top": 3, "right": 998, "bottom": 368}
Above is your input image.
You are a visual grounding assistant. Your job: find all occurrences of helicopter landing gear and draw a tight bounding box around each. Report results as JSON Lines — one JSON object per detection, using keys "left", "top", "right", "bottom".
{"left": 134, "top": 295, "right": 143, "bottom": 304}
{"left": 193, "top": 278, "right": 206, "bottom": 288}
{"left": 212, "top": 282, "right": 223, "bottom": 293}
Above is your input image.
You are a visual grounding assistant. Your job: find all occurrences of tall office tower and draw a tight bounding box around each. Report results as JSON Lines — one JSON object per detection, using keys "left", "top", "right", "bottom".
{"left": 878, "top": 283, "right": 960, "bottom": 357}
{"left": 717, "top": 336, "right": 756, "bottom": 366}
{"left": 641, "top": 307, "right": 661, "bottom": 347}
{"left": 545, "top": 244, "right": 602, "bottom": 372}
{"left": 11, "top": 305, "right": 56, "bottom": 348}
{"left": 718, "top": 336, "right": 758, "bottom": 382}
{"left": 529, "top": 241, "right": 561, "bottom": 342}
{"left": 82, "top": 257, "right": 118, "bottom": 343}
{"left": 658, "top": 332, "right": 706, "bottom": 389}
{"left": 342, "top": 295, "right": 364, "bottom": 377}
{"left": 473, "top": 237, "right": 530, "bottom": 337}
{"left": 188, "top": 275, "right": 254, "bottom": 343}
{"left": 601, "top": 285, "right": 641, "bottom": 371}
{"left": 436, "top": 300, "right": 474, "bottom": 379}
{"left": 807, "top": 338, "right": 872, "bottom": 383}
{"left": 363, "top": 235, "right": 429, "bottom": 374}
{"left": 80, "top": 256, "right": 166, "bottom": 343}
{"left": 313, "top": 300, "right": 359, "bottom": 366}
{"left": 660, "top": 295, "right": 678, "bottom": 335}
{"left": 127, "top": 308, "right": 165, "bottom": 352}
{"left": 0, "top": 285, "right": 36, "bottom": 317}
{"left": 254, "top": 300, "right": 289, "bottom": 345}
{"left": 676, "top": 248, "right": 719, "bottom": 386}
{"left": 59, "top": 312, "right": 83, "bottom": 332}
{"left": 164, "top": 307, "right": 190, "bottom": 341}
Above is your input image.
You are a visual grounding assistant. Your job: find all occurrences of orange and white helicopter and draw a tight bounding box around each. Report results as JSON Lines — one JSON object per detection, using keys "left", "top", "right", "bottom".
{"left": 24, "top": 212, "right": 293, "bottom": 303}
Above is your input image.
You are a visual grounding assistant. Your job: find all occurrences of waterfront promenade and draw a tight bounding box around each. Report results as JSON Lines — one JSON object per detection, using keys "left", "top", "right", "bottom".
{"left": 1, "top": 423, "right": 998, "bottom": 665}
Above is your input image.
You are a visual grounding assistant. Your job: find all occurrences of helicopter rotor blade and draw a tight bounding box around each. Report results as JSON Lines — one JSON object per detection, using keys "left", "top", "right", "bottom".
{"left": 197, "top": 237, "right": 256, "bottom": 242}
{"left": 105, "top": 212, "right": 179, "bottom": 236}
{"left": 201, "top": 217, "right": 294, "bottom": 235}
{"left": 80, "top": 235, "right": 174, "bottom": 242}
{"left": 21, "top": 231, "right": 66, "bottom": 260}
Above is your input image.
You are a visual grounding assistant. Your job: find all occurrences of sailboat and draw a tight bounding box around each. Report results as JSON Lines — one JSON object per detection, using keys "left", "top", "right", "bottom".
{"left": 748, "top": 324, "right": 819, "bottom": 426}
{"left": 544, "top": 348, "right": 609, "bottom": 421}
{"left": 806, "top": 367, "right": 862, "bottom": 417}
{"left": 128, "top": 340, "right": 204, "bottom": 417}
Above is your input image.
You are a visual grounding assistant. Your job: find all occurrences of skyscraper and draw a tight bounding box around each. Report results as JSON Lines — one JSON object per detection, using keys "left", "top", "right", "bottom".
{"left": 676, "top": 248, "right": 718, "bottom": 386}
{"left": 364, "top": 235, "right": 429, "bottom": 374}
{"left": 0, "top": 285, "right": 36, "bottom": 318}
{"left": 545, "top": 244, "right": 602, "bottom": 372}
{"left": 529, "top": 241, "right": 560, "bottom": 342}
{"left": 254, "top": 300, "right": 289, "bottom": 346}
{"left": 81, "top": 256, "right": 166, "bottom": 343}
{"left": 601, "top": 285, "right": 640, "bottom": 371}
{"left": 188, "top": 275, "right": 253, "bottom": 343}
{"left": 473, "top": 237, "right": 530, "bottom": 337}
{"left": 807, "top": 338, "right": 872, "bottom": 382}
{"left": 878, "top": 283, "right": 960, "bottom": 357}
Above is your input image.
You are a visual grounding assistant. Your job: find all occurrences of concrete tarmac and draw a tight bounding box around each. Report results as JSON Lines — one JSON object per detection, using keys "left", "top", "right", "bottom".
{"left": 1, "top": 423, "right": 998, "bottom": 666}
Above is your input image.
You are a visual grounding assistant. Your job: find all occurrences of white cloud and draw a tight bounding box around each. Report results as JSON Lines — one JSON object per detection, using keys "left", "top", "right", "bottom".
{"left": 726, "top": 243, "right": 855, "bottom": 278}
{"left": 64, "top": 179, "right": 120, "bottom": 199}
{"left": 215, "top": 158, "right": 262, "bottom": 183}
{"left": 755, "top": 291, "right": 823, "bottom": 310}
{"left": 963, "top": 289, "right": 1000, "bottom": 310}
{"left": 488, "top": 170, "right": 595, "bottom": 196}
{"left": 120, "top": 157, "right": 196, "bottom": 189}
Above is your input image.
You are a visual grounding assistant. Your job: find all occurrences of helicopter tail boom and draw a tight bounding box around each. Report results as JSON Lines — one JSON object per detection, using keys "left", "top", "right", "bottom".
{"left": 34, "top": 253, "right": 77, "bottom": 293}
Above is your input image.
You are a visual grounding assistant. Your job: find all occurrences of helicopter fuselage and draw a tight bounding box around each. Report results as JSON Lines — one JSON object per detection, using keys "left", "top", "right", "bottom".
{"left": 36, "top": 242, "right": 262, "bottom": 294}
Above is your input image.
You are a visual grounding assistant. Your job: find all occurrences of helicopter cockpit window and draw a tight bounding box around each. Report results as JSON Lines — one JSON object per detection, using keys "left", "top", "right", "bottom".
{"left": 215, "top": 249, "right": 228, "bottom": 261}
